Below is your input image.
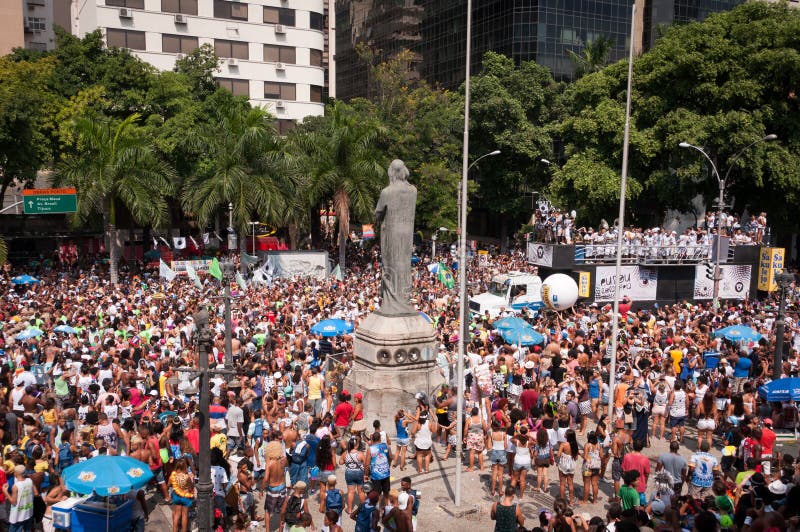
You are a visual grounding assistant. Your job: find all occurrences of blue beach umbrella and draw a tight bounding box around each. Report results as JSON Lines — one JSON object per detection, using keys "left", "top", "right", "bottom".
{"left": 62, "top": 455, "right": 154, "bottom": 496}
{"left": 758, "top": 377, "right": 800, "bottom": 402}
{"left": 11, "top": 275, "right": 40, "bottom": 285}
{"left": 311, "top": 318, "right": 354, "bottom": 337}
{"left": 16, "top": 328, "right": 43, "bottom": 341}
{"left": 492, "top": 316, "right": 531, "bottom": 331}
{"left": 714, "top": 325, "right": 762, "bottom": 343}
{"left": 500, "top": 327, "right": 545, "bottom": 346}
{"left": 54, "top": 325, "right": 78, "bottom": 334}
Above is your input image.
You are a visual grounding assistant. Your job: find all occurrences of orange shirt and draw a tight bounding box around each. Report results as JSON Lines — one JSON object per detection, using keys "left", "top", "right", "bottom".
{"left": 614, "top": 382, "right": 630, "bottom": 408}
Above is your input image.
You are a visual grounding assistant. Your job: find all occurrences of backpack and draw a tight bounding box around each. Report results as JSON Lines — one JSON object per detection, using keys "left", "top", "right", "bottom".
{"left": 325, "top": 488, "right": 343, "bottom": 513}
{"left": 252, "top": 418, "right": 264, "bottom": 440}
{"left": 407, "top": 489, "right": 420, "bottom": 516}
{"left": 291, "top": 441, "right": 309, "bottom": 465}
{"left": 354, "top": 502, "right": 375, "bottom": 532}
{"left": 58, "top": 443, "right": 73, "bottom": 469}
{"left": 284, "top": 495, "right": 303, "bottom": 525}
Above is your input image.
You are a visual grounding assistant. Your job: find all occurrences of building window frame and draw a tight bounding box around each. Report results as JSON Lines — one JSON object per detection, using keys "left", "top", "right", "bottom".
{"left": 263, "top": 81, "right": 296, "bottom": 100}
{"left": 213, "top": 0, "right": 248, "bottom": 21}
{"left": 106, "top": 0, "right": 145, "bottom": 8}
{"left": 263, "top": 6, "right": 295, "bottom": 26}
{"left": 217, "top": 77, "right": 250, "bottom": 97}
{"left": 214, "top": 39, "right": 249, "bottom": 60}
{"left": 160, "top": 0, "right": 198, "bottom": 15}
{"left": 263, "top": 44, "right": 296, "bottom": 64}
{"left": 106, "top": 28, "right": 146, "bottom": 50}
{"left": 162, "top": 34, "right": 199, "bottom": 54}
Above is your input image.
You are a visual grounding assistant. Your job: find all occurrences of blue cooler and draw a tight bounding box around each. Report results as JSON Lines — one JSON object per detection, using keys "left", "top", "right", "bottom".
{"left": 704, "top": 351, "right": 721, "bottom": 370}
{"left": 52, "top": 496, "right": 88, "bottom": 529}
{"left": 71, "top": 497, "right": 133, "bottom": 532}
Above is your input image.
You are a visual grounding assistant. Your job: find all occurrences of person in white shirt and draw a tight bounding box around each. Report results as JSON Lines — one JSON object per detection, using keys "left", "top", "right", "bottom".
{"left": 5, "top": 464, "right": 36, "bottom": 531}
{"left": 226, "top": 398, "right": 245, "bottom": 455}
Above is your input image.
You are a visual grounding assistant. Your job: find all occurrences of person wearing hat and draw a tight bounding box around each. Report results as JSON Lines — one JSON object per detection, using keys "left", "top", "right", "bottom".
{"left": 333, "top": 391, "right": 354, "bottom": 450}
{"left": 381, "top": 490, "right": 413, "bottom": 532}
{"left": 280, "top": 481, "right": 311, "bottom": 531}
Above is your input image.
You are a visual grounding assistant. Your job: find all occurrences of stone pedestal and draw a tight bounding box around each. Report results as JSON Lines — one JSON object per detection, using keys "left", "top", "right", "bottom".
{"left": 344, "top": 312, "right": 442, "bottom": 429}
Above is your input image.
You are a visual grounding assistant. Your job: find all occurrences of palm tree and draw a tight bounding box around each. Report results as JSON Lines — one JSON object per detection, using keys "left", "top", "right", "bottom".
{"left": 181, "top": 100, "right": 287, "bottom": 267}
{"left": 567, "top": 36, "right": 614, "bottom": 78}
{"left": 290, "top": 101, "right": 384, "bottom": 275}
{"left": 57, "top": 113, "right": 176, "bottom": 285}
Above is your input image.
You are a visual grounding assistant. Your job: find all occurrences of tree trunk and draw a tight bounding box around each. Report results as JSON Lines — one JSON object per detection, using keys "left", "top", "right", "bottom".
{"left": 310, "top": 205, "right": 322, "bottom": 249}
{"left": 500, "top": 214, "right": 509, "bottom": 254}
{"left": 239, "top": 231, "right": 247, "bottom": 274}
{"left": 108, "top": 223, "right": 119, "bottom": 285}
{"left": 335, "top": 190, "right": 349, "bottom": 277}
{"left": 288, "top": 223, "right": 299, "bottom": 250}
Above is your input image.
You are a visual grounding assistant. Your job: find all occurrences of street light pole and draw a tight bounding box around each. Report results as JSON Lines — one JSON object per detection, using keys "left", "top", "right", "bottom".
{"left": 222, "top": 262, "right": 235, "bottom": 368}
{"left": 607, "top": 2, "right": 636, "bottom": 427}
{"left": 193, "top": 309, "right": 213, "bottom": 532}
{"left": 773, "top": 272, "right": 794, "bottom": 380}
{"left": 679, "top": 134, "right": 777, "bottom": 308}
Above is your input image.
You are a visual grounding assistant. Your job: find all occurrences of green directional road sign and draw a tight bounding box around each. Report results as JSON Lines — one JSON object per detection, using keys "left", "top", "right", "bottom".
{"left": 22, "top": 188, "right": 77, "bottom": 215}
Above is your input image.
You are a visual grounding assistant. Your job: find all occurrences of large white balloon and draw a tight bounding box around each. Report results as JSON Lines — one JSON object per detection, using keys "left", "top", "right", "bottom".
{"left": 541, "top": 273, "right": 579, "bottom": 311}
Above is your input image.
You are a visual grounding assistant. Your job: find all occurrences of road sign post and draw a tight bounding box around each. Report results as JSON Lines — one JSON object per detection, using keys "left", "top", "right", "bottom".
{"left": 22, "top": 188, "right": 77, "bottom": 215}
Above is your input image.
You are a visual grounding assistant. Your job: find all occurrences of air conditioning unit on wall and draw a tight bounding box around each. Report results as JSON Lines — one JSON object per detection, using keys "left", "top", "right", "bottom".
{"left": 275, "top": 62, "right": 285, "bottom": 70}
{"left": 174, "top": 14, "right": 187, "bottom": 24}
{"left": 276, "top": 100, "right": 285, "bottom": 108}
{"left": 227, "top": 57, "right": 239, "bottom": 66}
{"left": 275, "top": 24, "right": 286, "bottom": 34}
{"left": 119, "top": 8, "right": 132, "bottom": 18}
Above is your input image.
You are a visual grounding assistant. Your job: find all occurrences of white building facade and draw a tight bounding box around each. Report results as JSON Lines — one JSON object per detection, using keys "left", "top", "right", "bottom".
{"left": 73, "top": 0, "right": 326, "bottom": 128}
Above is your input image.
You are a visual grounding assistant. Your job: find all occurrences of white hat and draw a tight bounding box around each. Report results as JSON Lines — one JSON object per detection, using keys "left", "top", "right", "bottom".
{"left": 149, "top": 390, "right": 159, "bottom": 397}
{"left": 524, "top": 360, "right": 535, "bottom": 370}
{"left": 397, "top": 492, "right": 410, "bottom": 510}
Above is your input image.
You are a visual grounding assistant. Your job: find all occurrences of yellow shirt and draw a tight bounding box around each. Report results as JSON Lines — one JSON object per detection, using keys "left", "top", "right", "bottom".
{"left": 159, "top": 374, "right": 168, "bottom": 397}
{"left": 42, "top": 409, "right": 57, "bottom": 425}
{"left": 307, "top": 375, "right": 323, "bottom": 401}
{"left": 669, "top": 349, "right": 682, "bottom": 374}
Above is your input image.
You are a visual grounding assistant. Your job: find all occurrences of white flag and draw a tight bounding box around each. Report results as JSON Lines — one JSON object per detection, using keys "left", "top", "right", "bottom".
{"left": 159, "top": 260, "right": 177, "bottom": 282}
{"left": 202, "top": 233, "right": 210, "bottom": 245}
{"left": 235, "top": 272, "right": 248, "bottom": 291}
{"left": 173, "top": 237, "right": 186, "bottom": 249}
{"left": 186, "top": 262, "right": 203, "bottom": 289}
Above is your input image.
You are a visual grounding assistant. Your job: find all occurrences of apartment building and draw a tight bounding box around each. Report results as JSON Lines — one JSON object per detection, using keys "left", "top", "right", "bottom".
{"left": 73, "top": 0, "right": 327, "bottom": 128}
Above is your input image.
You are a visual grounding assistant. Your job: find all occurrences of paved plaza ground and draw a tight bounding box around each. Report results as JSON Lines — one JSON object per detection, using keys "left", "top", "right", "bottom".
{"left": 143, "top": 421, "right": 800, "bottom": 531}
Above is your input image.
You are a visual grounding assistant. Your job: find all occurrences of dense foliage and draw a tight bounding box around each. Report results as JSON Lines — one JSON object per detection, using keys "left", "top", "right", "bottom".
{"left": 1, "top": 2, "right": 800, "bottom": 263}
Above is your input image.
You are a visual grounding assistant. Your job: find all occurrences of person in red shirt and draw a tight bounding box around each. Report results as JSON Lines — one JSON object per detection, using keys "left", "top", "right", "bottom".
{"left": 186, "top": 416, "right": 200, "bottom": 454}
{"left": 519, "top": 384, "right": 539, "bottom": 414}
{"left": 334, "top": 390, "right": 354, "bottom": 449}
{"left": 760, "top": 419, "right": 777, "bottom": 474}
{"left": 621, "top": 439, "right": 650, "bottom": 497}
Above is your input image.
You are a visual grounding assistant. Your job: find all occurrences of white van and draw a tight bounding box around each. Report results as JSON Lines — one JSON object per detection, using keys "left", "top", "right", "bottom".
{"left": 469, "top": 272, "right": 544, "bottom": 319}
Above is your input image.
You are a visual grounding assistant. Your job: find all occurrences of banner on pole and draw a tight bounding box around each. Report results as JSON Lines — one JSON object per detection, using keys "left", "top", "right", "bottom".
{"left": 758, "top": 247, "right": 785, "bottom": 292}
{"left": 694, "top": 264, "right": 751, "bottom": 300}
{"left": 578, "top": 271, "right": 591, "bottom": 298}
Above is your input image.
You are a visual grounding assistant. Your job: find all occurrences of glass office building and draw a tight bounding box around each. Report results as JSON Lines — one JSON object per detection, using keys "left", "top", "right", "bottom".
{"left": 336, "top": 0, "right": 743, "bottom": 101}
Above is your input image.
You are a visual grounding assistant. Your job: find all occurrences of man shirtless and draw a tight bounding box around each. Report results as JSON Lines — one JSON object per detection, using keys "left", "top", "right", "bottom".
{"left": 263, "top": 452, "right": 288, "bottom": 530}
{"left": 382, "top": 492, "right": 414, "bottom": 532}
{"left": 129, "top": 435, "right": 156, "bottom": 468}
{"left": 611, "top": 419, "right": 631, "bottom": 500}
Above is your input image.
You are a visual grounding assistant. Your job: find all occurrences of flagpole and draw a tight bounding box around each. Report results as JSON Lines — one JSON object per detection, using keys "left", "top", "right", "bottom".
{"left": 607, "top": 2, "right": 637, "bottom": 428}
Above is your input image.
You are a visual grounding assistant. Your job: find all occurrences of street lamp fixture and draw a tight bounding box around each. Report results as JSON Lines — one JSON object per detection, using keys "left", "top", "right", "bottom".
{"left": 540, "top": 158, "right": 552, "bottom": 165}
{"left": 431, "top": 227, "right": 450, "bottom": 258}
{"left": 679, "top": 134, "right": 777, "bottom": 307}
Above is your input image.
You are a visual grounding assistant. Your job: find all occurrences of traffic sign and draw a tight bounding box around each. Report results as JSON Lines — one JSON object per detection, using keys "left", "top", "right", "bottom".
{"left": 22, "top": 188, "right": 77, "bottom": 215}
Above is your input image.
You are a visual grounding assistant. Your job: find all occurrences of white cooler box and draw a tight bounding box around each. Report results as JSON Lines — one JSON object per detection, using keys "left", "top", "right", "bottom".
{"left": 52, "top": 496, "right": 88, "bottom": 529}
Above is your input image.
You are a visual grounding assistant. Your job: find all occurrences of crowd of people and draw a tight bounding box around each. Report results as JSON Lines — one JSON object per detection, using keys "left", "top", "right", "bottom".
{"left": 531, "top": 207, "right": 768, "bottom": 253}
{"left": 0, "top": 242, "right": 797, "bottom": 532}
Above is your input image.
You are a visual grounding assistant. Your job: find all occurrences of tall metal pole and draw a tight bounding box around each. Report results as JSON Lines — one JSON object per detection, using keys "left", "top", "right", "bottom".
{"left": 223, "top": 263, "right": 234, "bottom": 368}
{"left": 455, "top": 0, "right": 472, "bottom": 507}
{"left": 607, "top": 2, "right": 636, "bottom": 426}
{"left": 714, "top": 180, "right": 724, "bottom": 308}
{"left": 773, "top": 273, "right": 793, "bottom": 380}
{"left": 194, "top": 309, "right": 212, "bottom": 532}
{"left": 432, "top": 233, "right": 437, "bottom": 260}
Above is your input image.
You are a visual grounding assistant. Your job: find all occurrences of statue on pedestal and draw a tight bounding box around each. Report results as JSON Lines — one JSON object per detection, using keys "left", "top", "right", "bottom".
{"left": 375, "top": 160, "right": 417, "bottom": 317}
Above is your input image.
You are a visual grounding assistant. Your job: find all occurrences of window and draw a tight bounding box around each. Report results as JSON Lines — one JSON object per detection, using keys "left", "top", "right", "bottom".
{"left": 162, "top": 34, "right": 198, "bottom": 54}
{"left": 217, "top": 77, "right": 250, "bottom": 97}
{"left": 106, "top": 28, "right": 146, "bottom": 50}
{"left": 214, "top": 39, "right": 249, "bottom": 59}
{"left": 310, "top": 85, "right": 323, "bottom": 103}
{"left": 106, "top": 0, "right": 144, "bottom": 7}
{"left": 214, "top": 0, "right": 247, "bottom": 21}
{"left": 161, "top": 0, "right": 197, "bottom": 15}
{"left": 276, "top": 119, "right": 296, "bottom": 135}
{"left": 263, "top": 45, "right": 296, "bottom": 64}
{"left": 263, "top": 82, "right": 295, "bottom": 100}
{"left": 310, "top": 49, "right": 322, "bottom": 67}
{"left": 263, "top": 6, "right": 295, "bottom": 26}
{"left": 26, "top": 17, "right": 46, "bottom": 31}
{"left": 309, "top": 11, "right": 324, "bottom": 31}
